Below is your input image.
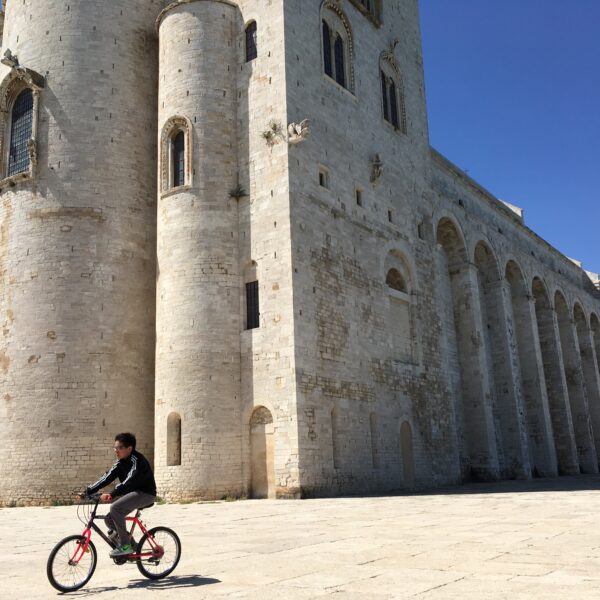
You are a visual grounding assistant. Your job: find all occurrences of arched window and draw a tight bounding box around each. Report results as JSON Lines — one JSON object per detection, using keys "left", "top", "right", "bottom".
{"left": 245, "top": 21, "right": 257, "bottom": 62}
{"left": 321, "top": 3, "right": 354, "bottom": 93}
{"left": 380, "top": 46, "right": 407, "bottom": 133}
{"left": 160, "top": 115, "right": 193, "bottom": 193}
{"left": 172, "top": 131, "right": 185, "bottom": 188}
{"left": 322, "top": 21, "right": 333, "bottom": 78}
{"left": 167, "top": 412, "right": 182, "bottom": 466}
{"left": 8, "top": 88, "right": 34, "bottom": 177}
{"left": 385, "top": 250, "right": 416, "bottom": 363}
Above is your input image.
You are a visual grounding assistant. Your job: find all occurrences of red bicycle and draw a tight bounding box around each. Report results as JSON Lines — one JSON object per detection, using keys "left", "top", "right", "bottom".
{"left": 46, "top": 494, "right": 181, "bottom": 593}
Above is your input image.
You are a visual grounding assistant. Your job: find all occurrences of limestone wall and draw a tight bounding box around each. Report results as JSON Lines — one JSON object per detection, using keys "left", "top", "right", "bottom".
{"left": 281, "top": 0, "right": 600, "bottom": 496}
{"left": 0, "top": 0, "right": 160, "bottom": 505}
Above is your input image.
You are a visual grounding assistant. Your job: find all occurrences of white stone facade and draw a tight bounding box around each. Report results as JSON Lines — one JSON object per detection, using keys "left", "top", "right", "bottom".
{"left": 0, "top": 0, "right": 599, "bottom": 505}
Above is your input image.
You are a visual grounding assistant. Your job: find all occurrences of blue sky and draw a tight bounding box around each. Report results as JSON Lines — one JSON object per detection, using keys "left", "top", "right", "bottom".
{"left": 419, "top": 1, "right": 599, "bottom": 274}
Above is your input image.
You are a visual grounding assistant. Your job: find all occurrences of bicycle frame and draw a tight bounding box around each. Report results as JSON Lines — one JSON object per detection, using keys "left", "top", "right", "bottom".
{"left": 69, "top": 497, "right": 164, "bottom": 565}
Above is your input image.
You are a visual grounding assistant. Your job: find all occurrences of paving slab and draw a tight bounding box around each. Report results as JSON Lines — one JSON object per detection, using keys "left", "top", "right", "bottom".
{"left": 2, "top": 477, "right": 600, "bottom": 598}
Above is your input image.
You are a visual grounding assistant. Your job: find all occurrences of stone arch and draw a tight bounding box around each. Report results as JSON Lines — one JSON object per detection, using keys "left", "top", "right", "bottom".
{"left": 384, "top": 250, "right": 416, "bottom": 363}
{"left": 166, "top": 412, "right": 182, "bottom": 466}
{"left": 505, "top": 260, "right": 556, "bottom": 476}
{"left": 574, "top": 303, "right": 600, "bottom": 460}
{"left": 321, "top": 1, "right": 355, "bottom": 93}
{"left": 532, "top": 277, "right": 579, "bottom": 474}
{"left": 160, "top": 115, "right": 193, "bottom": 193}
{"left": 555, "top": 292, "right": 598, "bottom": 473}
{"left": 399, "top": 421, "right": 415, "bottom": 486}
{"left": 436, "top": 218, "right": 499, "bottom": 481}
{"left": 249, "top": 406, "right": 275, "bottom": 499}
{"left": 474, "top": 242, "right": 529, "bottom": 478}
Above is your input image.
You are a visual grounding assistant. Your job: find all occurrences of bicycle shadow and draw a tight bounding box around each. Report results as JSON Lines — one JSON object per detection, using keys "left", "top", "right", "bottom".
{"left": 68, "top": 576, "right": 220, "bottom": 595}
{"left": 128, "top": 575, "right": 221, "bottom": 589}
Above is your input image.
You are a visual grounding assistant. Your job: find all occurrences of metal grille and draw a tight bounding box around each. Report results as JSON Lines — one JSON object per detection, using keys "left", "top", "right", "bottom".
{"left": 172, "top": 131, "right": 185, "bottom": 188}
{"left": 246, "top": 21, "right": 257, "bottom": 62}
{"left": 8, "top": 89, "right": 34, "bottom": 177}
{"left": 246, "top": 280, "right": 259, "bottom": 330}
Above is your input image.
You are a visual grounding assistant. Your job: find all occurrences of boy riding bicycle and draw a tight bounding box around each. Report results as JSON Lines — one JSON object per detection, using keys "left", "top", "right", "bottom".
{"left": 80, "top": 432, "right": 157, "bottom": 557}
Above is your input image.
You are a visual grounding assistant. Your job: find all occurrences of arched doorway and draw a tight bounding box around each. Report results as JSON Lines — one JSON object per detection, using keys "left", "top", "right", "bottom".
{"left": 250, "top": 406, "right": 275, "bottom": 499}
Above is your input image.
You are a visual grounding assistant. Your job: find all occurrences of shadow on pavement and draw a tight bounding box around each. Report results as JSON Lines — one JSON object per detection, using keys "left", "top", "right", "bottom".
{"left": 128, "top": 575, "right": 221, "bottom": 589}
{"left": 405, "top": 475, "right": 600, "bottom": 497}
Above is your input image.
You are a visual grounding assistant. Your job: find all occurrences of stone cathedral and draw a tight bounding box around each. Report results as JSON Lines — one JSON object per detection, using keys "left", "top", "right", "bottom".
{"left": 1, "top": 0, "right": 599, "bottom": 505}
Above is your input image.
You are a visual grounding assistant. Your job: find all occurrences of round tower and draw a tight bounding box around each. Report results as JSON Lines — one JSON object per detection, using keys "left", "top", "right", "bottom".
{"left": 155, "top": 0, "right": 243, "bottom": 500}
{"left": 0, "top": 0, "right": 162, "bottom": 504}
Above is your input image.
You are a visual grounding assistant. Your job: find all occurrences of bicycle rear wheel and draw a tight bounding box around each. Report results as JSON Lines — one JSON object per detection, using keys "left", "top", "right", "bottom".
{"left": 47, "top": 535, "right": 97, "bottom": 592}
{"left": 136, "top": 526, "right": 181, "bottom": 579}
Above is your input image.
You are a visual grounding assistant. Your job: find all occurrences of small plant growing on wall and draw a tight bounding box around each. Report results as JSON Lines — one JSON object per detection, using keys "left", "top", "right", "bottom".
{"left": 261, "top": 120, "right": 284, "bottom": 146}
{"left": 229, "top": 184, "right": 248, "bottom": 199}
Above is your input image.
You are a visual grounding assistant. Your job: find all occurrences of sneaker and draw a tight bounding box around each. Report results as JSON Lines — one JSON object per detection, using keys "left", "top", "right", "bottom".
{"left": 109, "top": 544, "right": 133, "bottom": 558}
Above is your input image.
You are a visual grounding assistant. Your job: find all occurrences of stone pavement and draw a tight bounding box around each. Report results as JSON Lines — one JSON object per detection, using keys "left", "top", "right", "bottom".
{"left": 2, "top": 477, "right": 600, "bottom": 599}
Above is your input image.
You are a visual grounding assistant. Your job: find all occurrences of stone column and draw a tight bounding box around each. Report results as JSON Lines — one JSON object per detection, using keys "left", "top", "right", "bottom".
{"left": 577, "top": 326, "right": 600, "bottom": 461}
{"left": 450, "top": 262, "right": 500, "bottom": 480}
{"left": 559, "top": 316, "right": 598, "bottom": 473}
{"left": 488, "top": 279, "right": 531, "bottom": 479}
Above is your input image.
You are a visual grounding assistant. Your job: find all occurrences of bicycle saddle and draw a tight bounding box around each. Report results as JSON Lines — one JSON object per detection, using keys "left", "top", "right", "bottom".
{"left": 139, "top": 503, "right": 154, "bottom": 510}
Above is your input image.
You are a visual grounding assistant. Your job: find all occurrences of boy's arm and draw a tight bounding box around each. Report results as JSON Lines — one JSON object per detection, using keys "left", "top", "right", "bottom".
{"left": 85, "top": 461, "right": 120, "bottom": 495}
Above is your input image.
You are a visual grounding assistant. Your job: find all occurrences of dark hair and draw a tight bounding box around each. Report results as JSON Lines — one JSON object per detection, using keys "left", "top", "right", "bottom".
{"left": 115, "top": 432, "right": 136, "bottom": 450}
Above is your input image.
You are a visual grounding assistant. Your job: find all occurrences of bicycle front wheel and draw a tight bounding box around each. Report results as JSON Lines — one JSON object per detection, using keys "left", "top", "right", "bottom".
{"left": 136, "top": 526, "right": 181, "bottom": 579}
{"left": 47, "top": 535, "right": 97, "bottom": 593}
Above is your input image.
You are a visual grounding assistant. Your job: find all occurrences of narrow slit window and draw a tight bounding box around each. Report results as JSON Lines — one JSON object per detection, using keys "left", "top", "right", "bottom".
{"left": 245, "top": 21, "right": 257, "bottom": 62}
{"left": 246, "top": 280, "right": 259, "bottom": 330}
{"left": 322, "top": 21, "right": 333, "bottom": 78}
{"left": 172, "top": 130, "right": 185, "bottom": 188}
{"left": 8, "top": 88, "right": 34, "bottom": 177}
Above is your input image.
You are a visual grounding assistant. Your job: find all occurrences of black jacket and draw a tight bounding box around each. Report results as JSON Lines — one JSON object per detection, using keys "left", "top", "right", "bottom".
{"left": 86, "top": 450, "right": 157, "bottom": 498}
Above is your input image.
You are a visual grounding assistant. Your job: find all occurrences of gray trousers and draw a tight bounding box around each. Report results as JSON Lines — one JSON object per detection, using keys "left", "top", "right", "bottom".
{"left": 105, "top": 491, "right": 156, "bottom": 546}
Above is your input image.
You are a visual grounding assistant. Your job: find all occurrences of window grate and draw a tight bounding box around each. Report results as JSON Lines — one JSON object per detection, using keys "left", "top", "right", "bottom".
{"left": 246, "top": 280, "right": 259, "bottom": 330}
{"left": 8, "top": 89, "right": 34, "bottom": 177}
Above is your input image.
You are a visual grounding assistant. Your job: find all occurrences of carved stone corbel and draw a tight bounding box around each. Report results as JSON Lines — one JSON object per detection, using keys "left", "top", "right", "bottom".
{"left": 287, "top": 119, "right": 310, "bottom": 145}
{"left": 370, "top": 153, "right": 383, "bottom": 184}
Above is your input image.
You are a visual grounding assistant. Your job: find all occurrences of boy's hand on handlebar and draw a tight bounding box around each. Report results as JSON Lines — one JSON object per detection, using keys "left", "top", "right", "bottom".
{"left": 100, "top": 493, "right": 112, "bottom": 503}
